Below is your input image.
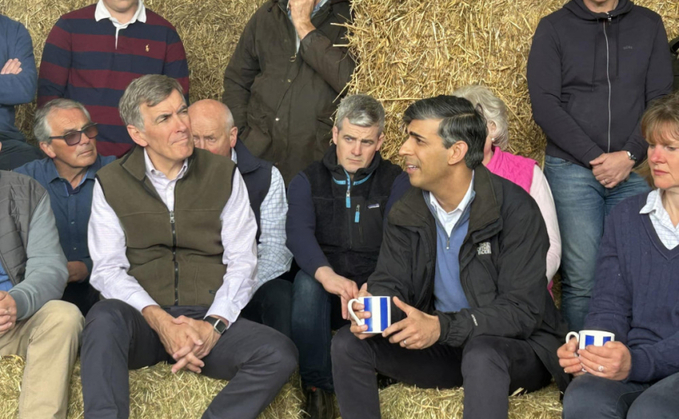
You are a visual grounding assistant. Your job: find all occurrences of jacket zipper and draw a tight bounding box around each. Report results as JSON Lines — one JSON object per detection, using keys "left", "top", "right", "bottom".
{"left": 345, "top": 170, "right": 353, "bottom": 249}
{"left": 170, "top": 210, "right": 179, "bottom": 305}
{"left": 603, "top": 15, "right": 612, "bottom": 153}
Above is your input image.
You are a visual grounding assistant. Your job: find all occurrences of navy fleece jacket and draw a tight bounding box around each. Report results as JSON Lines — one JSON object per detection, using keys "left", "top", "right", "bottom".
{"left": 527, "top": 0, "right": 672, "bottom": 168}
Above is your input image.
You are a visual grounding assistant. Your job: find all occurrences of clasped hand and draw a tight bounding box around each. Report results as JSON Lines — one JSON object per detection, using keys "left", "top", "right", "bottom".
{"left": 0, "top": 291, "right": 17, "bottom": 335}
{"left": 348, "top": 286, "right": 440, "bottom": 349}
{"left": 557, "top": 338, "right": 632, "bottom": 381}
{"left": 143, "top": 307, "right": 223, "bottom": 374}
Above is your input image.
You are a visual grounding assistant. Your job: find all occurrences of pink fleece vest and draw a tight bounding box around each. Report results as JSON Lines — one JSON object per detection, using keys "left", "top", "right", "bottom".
{"left": 485, "top": 147, "right": 537, "bottom": 193}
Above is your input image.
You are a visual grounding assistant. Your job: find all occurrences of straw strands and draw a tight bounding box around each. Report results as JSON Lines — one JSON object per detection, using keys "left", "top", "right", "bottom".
{"left": 343, "top": 0, "right": 679, "bottom": 163}
{"left": 0, "top": 356, "right": 304, "bottom": 419}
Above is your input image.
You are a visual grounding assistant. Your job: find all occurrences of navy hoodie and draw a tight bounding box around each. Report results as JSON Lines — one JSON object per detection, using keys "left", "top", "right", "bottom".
{"left": 527, "top": 0, "right": 672, "bottom": 168}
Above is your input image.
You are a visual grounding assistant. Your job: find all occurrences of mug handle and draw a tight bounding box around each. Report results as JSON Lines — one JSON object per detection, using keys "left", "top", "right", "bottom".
{"left": 347, "top": 298, "right": 362, "bottom": 324}
{"left": 566, "top": 331, "right": 579, "bottom": 345}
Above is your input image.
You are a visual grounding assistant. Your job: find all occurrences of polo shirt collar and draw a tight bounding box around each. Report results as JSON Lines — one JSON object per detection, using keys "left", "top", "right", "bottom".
{"left": 95, "top": 0, "right": 147, "bottom": 27}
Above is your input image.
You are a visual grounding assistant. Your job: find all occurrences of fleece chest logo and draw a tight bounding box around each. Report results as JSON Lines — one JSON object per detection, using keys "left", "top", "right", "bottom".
{"left": 477, "top": 242, "right": 491, "bottom": 255}
{"left": 623, "top": 45, "right": 634, "bottom": 50}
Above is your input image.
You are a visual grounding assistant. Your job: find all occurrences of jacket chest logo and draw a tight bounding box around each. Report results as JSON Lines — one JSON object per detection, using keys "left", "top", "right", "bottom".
{"left": 477, "top": 242, "right": 491, "bottom": 255}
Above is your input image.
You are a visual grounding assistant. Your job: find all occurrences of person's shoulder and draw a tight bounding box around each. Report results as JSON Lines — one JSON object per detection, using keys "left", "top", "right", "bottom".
{"left": 0, "top": 170, "right": 47, "bottom": 197}
{"left": 59, "top": 4, "right": 97, "bottom": 21}
{"left": 13, "top": 157, "right": 49, "bottom": 178}
{"left": 143, "top": 8, "right": 180, "bottom": 32}
{"left": 608, "top": 191, "right": 650, "bottom": 221}
{"left": 99, "top": 154, "right": 117, "bottom": 166}
{"left": 0, "top": 14, "right": 26, "bottom": 33}
{"left": 627, "top": 4, "right": 663, "bottom": 24}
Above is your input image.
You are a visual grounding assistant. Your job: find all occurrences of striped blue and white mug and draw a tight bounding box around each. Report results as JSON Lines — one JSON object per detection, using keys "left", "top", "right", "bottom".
{"left": 566, "top": 330, "right": 615, "bottom": 350}
{"left": 348, "top": 296, "right": 391, "bottom": 334}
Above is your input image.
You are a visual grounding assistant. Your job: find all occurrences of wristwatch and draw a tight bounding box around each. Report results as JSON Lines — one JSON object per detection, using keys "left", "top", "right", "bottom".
{"left": 205, "top": 316, "right": 228, "bottom": 335}
{"left": 626, "top": 151, "right": 637, "bottom": 162}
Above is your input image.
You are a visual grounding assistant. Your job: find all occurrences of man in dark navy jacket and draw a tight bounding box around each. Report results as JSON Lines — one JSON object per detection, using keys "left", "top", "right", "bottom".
{"left": 189, "top": 99, "right": 293, "bottom": 338}
{"left": 527, "top": 0, "right": 673, "bottom": 331}
{"left": 286, "top": 94, "right": 401, "bottom": 419}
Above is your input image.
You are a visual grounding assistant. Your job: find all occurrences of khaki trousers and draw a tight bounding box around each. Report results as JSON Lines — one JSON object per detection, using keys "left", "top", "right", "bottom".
{"left": 0, "top": 300, "right": 84, "bottom": 419}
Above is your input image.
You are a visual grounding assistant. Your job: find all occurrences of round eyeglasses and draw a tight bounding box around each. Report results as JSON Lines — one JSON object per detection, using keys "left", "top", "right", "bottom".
{"left": 49, "top": 123, "right": 98, "bottom": 146}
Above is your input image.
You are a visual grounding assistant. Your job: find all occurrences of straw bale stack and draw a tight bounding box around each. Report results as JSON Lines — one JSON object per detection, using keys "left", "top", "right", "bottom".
{"left": 0, "top": 0, "right": 268, "bottom": 141}
{"left": 344, "top": 0, "right": 679, "bottom": 163}
{"left": 0, "top": 355, "right": 304, "bottom": 419}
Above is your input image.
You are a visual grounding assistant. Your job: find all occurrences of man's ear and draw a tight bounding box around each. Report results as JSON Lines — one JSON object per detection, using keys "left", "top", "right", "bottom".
{"left": 229, "top": 126, "right": 238, "bottom": 149}
{"left": 331, "top": 126, "right": 339, "bottom": 145}
{"left": 375, "top": 133, "right": 385, "bottom": 151}
{"left": 447, "top": 141, "right": 468, "bottom": 166}
{"left": 127, "top": 125, "right": 148, "bottom": 148}
{"left": 39, "top": 141, "right": 57, "bottom": 159}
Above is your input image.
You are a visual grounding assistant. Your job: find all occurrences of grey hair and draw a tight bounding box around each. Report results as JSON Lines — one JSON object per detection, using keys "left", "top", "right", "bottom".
{"left": 334, "top": 94, "right": 385, "bottom": 135}
{"left": 452, "top": 85, "right": 509, "bottom": 150}
{"left": 119, "top": 74, "right": 184, "bottom": 129}
{"left": 33, "top": 99, "right": 92, "bottom": 144}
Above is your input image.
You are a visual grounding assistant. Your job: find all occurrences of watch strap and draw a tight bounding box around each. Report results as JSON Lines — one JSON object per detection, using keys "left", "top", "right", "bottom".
{"left": 205, "top": 316, "right": 227, "bottom": 335}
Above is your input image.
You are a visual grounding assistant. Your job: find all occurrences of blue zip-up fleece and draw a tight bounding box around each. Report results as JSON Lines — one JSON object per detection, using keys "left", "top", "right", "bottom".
{"left": 527, "top": 0, "right": 672, "bottom": 168}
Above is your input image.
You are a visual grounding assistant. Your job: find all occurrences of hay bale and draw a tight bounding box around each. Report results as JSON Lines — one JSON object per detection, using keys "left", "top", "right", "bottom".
{"left": 344, "top": 0, "right": 679, "bottom": 164}
{"left": 378, "top": 382, "right": 563, "bottom": 419}
{"left": 0, "top": 0, "right": 268, "bottom": 141}
{"left": 0, "top": 356, "right": 304, "bottom": 419}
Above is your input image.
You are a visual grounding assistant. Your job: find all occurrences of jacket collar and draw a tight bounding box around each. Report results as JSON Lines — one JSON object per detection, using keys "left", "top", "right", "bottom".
{"left": 322, "top": 143, "right": 382, "bottom": 184}
{"left": 389, "top": 166, "right": 502, "bottom": 239}
{"left": 232, "top": 140, "right": 261, "bottom": 175}
{"left": 564, "top": 0, "right": 633, "bottom": 21}
{"left": 120, "top": 145, "right": 195, "bottom": 182}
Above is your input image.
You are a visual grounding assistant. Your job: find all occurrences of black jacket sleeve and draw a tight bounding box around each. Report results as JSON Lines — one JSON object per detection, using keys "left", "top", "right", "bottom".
{"left": 622, "top": 18, "right": 673, "bottom": 163}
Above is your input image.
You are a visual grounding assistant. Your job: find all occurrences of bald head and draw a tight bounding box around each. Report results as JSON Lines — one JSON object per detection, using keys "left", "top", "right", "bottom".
{"left": 188, "top": 99, "right": 237, "bottom": 157}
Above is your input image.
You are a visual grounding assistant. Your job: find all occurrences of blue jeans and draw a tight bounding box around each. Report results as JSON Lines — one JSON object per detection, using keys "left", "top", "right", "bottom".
{"left": 291, "top": 270, "right": 348, "bottom": 392}
{"left": 544, "top": 156, "right": 649, "bottom": 331}
{"left": 563, "top": 373, "right": 679, "bottom": 419}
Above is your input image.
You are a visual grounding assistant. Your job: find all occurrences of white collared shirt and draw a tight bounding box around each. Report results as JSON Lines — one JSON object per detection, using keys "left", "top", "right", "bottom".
{"left": 95, "top": 0, "right": 147, "bottom": 49}
{"left": 231, "top": 149, "right": 292, "bottom": 289}
{"left": 429, "top": 172, "right": 475, "bottom": 237}
{"left": 640, "top": 189, "right": 679, "bottom": 250}
{"left": 88, "top": 149, "right": 258, "bottom": 327}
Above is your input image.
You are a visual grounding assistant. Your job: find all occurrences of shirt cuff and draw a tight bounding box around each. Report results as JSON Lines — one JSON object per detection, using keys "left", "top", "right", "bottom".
{"left": 125, "top": 291, "right": 158, "bottom": 314}
{"left": 205, "top": 302, "right": 241, "bottom": 330}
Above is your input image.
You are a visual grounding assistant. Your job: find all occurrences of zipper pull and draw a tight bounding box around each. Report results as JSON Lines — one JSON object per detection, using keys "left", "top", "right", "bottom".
{"left": 607, "top": 12, "right": 612, "bottom": 22}
{"left": 354, "top": 204, "right": 361, "bottom": 223}
{"left": 170, "top": 211, "right": 175, "bottom": 224}
{"left": 446, "top": 236, "right": 450, "bottom": 250}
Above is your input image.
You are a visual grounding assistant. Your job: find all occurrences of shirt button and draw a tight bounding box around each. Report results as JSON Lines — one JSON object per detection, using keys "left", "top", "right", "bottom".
{"left": 73, "top": 247, "right": 77, "bottom": 251}
{"left": 71, "top": 221, "right": 75, "bottom": 225}
{"left": 287, "top": 79, "right": 292, "bottom": 83}
{"left": 275, "top": 117, "right": 280, "bottom": 122}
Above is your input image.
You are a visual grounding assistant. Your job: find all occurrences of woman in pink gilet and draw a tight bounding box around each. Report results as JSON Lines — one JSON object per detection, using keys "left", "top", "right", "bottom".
{"left": 454, "top": 85, "right": 561, "bottom": 296}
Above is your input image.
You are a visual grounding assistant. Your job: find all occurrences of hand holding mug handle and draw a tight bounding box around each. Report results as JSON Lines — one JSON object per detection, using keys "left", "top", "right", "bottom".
{"left": 565, "top": 331, "right": 580, "bottom": 345}
{"left": 347, "top": 298, "right": 363, "bottom": 325}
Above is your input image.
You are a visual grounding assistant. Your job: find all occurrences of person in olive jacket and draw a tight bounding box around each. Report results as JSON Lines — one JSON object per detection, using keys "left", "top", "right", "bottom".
{"left": 222, "top": 0, "right": 355, "bottom": 185}
{"left": 332, "top": 96, "right": 569, "bottom": 419}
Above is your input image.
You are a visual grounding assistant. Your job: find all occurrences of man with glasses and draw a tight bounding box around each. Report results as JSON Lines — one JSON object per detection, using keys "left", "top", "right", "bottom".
{"left": 15, "top": 99, "right": 115, "bottom": 315}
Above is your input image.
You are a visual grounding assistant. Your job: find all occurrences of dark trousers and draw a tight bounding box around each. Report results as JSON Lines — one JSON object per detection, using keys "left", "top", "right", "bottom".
{"left": 80, "top": 299, "right": 298, "bottom": 419}
{"left": 331, "top": 327, "right": 552, "bottom": 419}
{"left": 563, "top": 372, "right": 679, "bottom": 419}
{"left": 62, "top": 281, "right": 100, "bottom": 316}
{"left": 291, "top": 270, "right": 349, "bottom": 392}
{"left": 240, "top": 278, "right": 292, "bottom": 338}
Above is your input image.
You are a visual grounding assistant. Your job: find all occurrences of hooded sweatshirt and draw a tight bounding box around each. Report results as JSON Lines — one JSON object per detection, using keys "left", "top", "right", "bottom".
{"left": 527, "top": 0, "right": 672, "bottom": 168}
